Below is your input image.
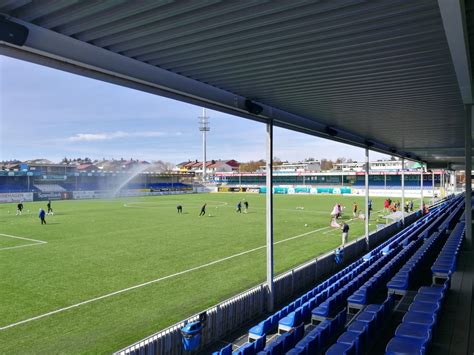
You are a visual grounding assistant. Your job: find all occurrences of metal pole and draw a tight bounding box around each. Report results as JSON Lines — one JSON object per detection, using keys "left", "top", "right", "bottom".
{"left": 420, "top": 163, "right": 424, "bottom": 211}
{"left": 454, "top": 170, "right": 457, "bottom": 194}
{"left": 384, "top": 172, "right": 387, "bottom": 191}
{"left": 266, "top": 122, "right": 274, "bottom": 311}
{"left": 432, "top": 171, "right": 435, "bottom": 204}
{"left": 365, "top": 148, "right": 370, "bottom": 249}
{"left": 401, "top": 158, "right": 405, "bottom": 224}
{"left": 199, "top": 107, "right": 209, "bottom": 182}
{"left": 202, "top": 129, "right": 206, "bottom": 182}
{"left": 465, "top": 105, "right": 472, "bottom": 247}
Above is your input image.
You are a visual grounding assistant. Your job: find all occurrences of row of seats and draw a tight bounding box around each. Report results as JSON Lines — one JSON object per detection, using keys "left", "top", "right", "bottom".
{"left": 386, "top": 230, "right": 446, "bottom": 294}
{"left": 285, "top": 310, "right": 347, "bottom": 355}
{"left": 248, "top": 259, "right": 366, "bottom": 340}
{"left": 387, "top": 202, "right": 464, "bottom": 294}
{"left": 326, "top": 294, "right": 395, "bottom": 355}
{"left": 312, "top": 247, "right": 400, "bottom": 321}
{"left": 278, "top": 259, "right": 373, "bottom": 332}
{"left": 258, "top": 323, "right": 304, "bottom": 354}
{"left": 385, "top": 282, "right": 449, "bottom": 354}
{"left": 347, "top": 240, "right": 420, "bottom": 309}
{"left": 217, "top": 197, "right": 461, "bottom": 355}
{"left": 385, "top": 213, "right": 466, "bottom": 353}
{"left": 318, "top": 202, "right": 457, "bottom": 321}
{"left": 431, "top": 222, "right": 466, "bottom": 282}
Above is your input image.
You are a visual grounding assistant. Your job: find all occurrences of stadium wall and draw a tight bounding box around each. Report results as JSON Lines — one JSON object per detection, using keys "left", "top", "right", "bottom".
{"left": 0, "top": 192, "right": 33, "bottom": 203}
{"left": 115, "top": 209, "right": 425, "bottom": 355}
{"left": 216, "top": 185, "right": 442, "bottom": 198}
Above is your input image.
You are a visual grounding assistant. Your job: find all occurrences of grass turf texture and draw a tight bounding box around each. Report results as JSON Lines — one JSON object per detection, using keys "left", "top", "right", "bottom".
{"left": 0, "top": 193, "right": 415, "bottom": 353}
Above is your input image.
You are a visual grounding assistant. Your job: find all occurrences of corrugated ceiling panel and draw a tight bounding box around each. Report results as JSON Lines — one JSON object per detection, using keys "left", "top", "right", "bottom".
{"left": 0, "top": 0, "right": 467, "bottom": 165}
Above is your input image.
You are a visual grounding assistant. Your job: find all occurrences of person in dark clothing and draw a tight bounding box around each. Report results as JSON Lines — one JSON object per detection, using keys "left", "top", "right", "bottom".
{"left": 16, "top": 202, "right": 24, "bottom": 215}
{"left": 368, "top": 199, "right": 373, "bottom": 219}
{"left": 409, "top": 200, "right": 414, "bottom": 212}
{"left": 47, "top": 199, "right": 54, "bottom": 215}
{"left": 177, "top": 205, "right": 183, "bottom": 214}
{"left": 244, "top": 201, "right": 249, "bottom": 213}
{"left": 236, "top": 201, "right": 242, "bottom": 213}
{"left": 39, "top": 208, "right": 46, "bottom": 225}
{"left": 341, "top": 222, "right": 350, "bottom": 246}
{"left": 199, "top": 203, "right": 207, "bottom": 216}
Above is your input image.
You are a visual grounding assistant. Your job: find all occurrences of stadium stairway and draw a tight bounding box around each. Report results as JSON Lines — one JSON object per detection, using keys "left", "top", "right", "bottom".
{"left": 212, "top": 195, "right": 465, "bottom": 355}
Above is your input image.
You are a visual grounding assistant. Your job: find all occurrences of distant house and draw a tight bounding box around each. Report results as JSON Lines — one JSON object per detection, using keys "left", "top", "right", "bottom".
{"left": 76, "top": 163, "right": 98, "bottom": 172}
{"left": 175, "top": 159, "right": 240, "bottom": 175}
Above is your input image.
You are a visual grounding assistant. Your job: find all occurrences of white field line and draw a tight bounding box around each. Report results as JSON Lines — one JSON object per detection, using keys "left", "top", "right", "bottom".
{"left": 0, "top": 243, "right": 46, "bottom": 251}
{"left": 0, "top": 224, "right": 331, "bottom": 331}
{"left": 0, "top": 233, "right": 47, "bottom": 251}
{"left": 0, "top": 233, "right": 47, "bottom": 244}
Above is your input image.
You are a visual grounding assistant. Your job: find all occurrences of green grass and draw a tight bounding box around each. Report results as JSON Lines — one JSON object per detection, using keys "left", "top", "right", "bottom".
{"left": 0, "top": 193, "right": 402, "bottom": 354}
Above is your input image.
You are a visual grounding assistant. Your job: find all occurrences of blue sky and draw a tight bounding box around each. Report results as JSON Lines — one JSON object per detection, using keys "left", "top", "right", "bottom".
{"left": 1, "top": 56, "right": 387, "bottom": 164}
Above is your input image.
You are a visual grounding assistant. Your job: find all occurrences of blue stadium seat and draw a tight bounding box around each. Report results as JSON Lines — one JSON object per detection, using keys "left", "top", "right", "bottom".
{"left": 385, "top": 336, "right": 426, "bottom": 355}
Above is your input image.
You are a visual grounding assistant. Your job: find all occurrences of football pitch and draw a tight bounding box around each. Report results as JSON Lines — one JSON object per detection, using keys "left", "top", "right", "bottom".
{"left": 0, "top": 193, "right": 400, "bottom": 353}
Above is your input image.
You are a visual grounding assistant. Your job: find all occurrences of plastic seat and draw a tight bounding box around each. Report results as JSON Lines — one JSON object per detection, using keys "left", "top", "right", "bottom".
{"left": 213, "top": 343, "right": 232, "bottom": 355}
{"left": 413, "top": 292, "right": 443, "bottom": 304}
{"left": 395, "top": 322, "right": 431, "bottom": 343}
{"left": 408, "top": 301, "right": 440, "bottom": 315}
{"left": 347, "top": 321, "right": 369, "bottom": 351}
{"left": 402, "top": 311, "right": 436, "bottom": 327}
{"left": 326, "top": 342, "right": 356, "bottom": 355}
{"left": 337, "top": 331, "right": 361, "bottom": 355}
{"left": 385, "top": 336, "right": 425, "bottom": 355}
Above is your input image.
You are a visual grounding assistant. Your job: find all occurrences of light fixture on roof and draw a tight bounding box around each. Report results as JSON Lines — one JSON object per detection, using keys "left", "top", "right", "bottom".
{"left": 325, "top": 126, "right": 338, "bottom": 137}
{"left": 244, "top": 99, "right": 263, "bottom": 115}
{"left": 0, "top": 17, "right": 28, "bottom": 46}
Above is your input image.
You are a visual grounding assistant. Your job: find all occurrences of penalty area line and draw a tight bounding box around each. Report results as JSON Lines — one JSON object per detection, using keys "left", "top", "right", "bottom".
{"left": 0, "top": 233, "right": 47, "bottom": 252}
{"left": 0, "top": 233, "right": 47, "bottom": 244}
{"left": 0, "top": 225, "right": 331, "bottom": 331}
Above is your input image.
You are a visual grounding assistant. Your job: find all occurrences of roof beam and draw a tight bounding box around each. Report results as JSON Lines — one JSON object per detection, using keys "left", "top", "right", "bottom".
{"left": 438, "top": 0, "right": 473, "bottom": 104}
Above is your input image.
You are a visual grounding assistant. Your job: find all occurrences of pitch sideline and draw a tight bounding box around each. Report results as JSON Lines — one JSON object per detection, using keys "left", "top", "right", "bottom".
{"left": 0, "top": 224, "right": 333, "bottom": 331}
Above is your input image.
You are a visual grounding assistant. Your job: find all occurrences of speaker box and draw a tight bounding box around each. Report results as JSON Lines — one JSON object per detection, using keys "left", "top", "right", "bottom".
{"left": 0, "top": 18, "right": 29, "bottom": 46}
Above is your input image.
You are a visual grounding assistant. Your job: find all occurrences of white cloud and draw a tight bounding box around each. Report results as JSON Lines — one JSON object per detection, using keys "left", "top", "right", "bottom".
{"left": 67, "top": 131, "right": 181, "bottom": 142}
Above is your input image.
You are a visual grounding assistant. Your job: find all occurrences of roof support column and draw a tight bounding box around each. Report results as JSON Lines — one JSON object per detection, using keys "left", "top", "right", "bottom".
{"left": 365, "top": 148, "right": 370, "bottom": 250}
{"left": 454, "top": 171, "right": 457, "bottom": 194}
{"left": 432, "top": 171, "right": 436, "bottom": 204}
{"left": 420, "top": 164, "right": 424, "bottom": 212}
{"left": 266, "top": 121, "right": 274, "bottom": 311}
{"left": 465, "top": 105, "right": 472, "bottom": 248}
{"left": 401, "top": 158, "right": 405, "bottom": 225}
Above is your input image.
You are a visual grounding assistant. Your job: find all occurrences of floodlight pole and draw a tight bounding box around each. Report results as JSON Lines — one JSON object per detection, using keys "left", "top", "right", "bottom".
{"left": 199, "top": 108, "right": 210, "bottom": 182}
{"left": 365, "top": 148, "right": 370, "bottom": 250}
{"left": 465, "top": 105, "right": 472, "bottom": 247}
{"left": 401, "top": 158, "right": 405, "bottom": 224}
{"left": 266, "top": 121, "right": 274, "bottom": 311}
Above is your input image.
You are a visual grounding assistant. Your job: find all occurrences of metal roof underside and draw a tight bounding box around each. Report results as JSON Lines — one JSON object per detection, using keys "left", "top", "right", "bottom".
{"left": 0, "top": 0, "right": 471, "bottom": 168}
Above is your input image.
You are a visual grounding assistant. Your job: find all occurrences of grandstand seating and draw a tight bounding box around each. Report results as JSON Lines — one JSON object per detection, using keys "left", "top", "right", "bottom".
{"left": 431, "top": 222, "right": 465, "bottom": 284}
{"left": 385, "top": 222, "right": 465, "bottom": 354}
{"left": 214, "top": 194, "right": 465, "bottom": 355}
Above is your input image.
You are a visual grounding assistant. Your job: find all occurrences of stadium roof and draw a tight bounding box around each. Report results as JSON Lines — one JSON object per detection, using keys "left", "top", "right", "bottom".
{"left": 1, "top": 0, "right": 472, "bottom": 169}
